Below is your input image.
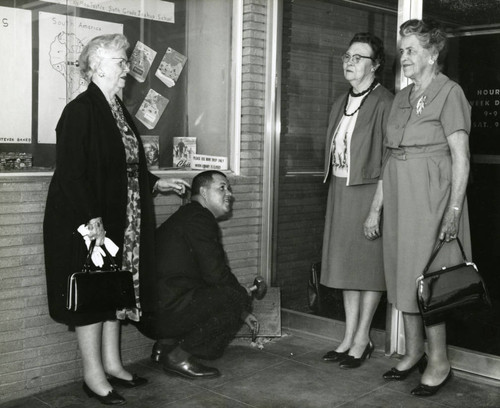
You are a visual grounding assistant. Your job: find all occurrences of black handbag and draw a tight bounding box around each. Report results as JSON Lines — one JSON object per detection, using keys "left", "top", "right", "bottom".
{"left": 66, "top": 240, "right": 136, "bottom": 313}
{"left": 308, "top": 262, "right": 322, "bottom": 313}
{"left": 416, "top": 237, "right": 491, "bottom": 326}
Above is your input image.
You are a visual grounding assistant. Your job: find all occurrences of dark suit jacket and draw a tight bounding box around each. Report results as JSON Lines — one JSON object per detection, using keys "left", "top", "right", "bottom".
{"left": 43, "top": 82, "right": 159, "bottom": 325}
{"left": 155, "top": 201, "right": 244, "bottom": 313}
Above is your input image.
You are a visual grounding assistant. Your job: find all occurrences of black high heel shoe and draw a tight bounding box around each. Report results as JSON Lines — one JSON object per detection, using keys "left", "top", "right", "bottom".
{"left": 411, "top": 368, "right": 452, "bottom": 397}
{"left": 322, "top": 349, "right": 349, "bottom": 362}
{"left": 339, "top": 342, "right": 374, "bottom": 369}
{"left": 107, "top": 373, "right": 148, "bottom": 388}
{"left": 383, "top": 354, "right": 428, "bottom": 381}
{"left": 82, "top": 382, "right": 126, "bottom": 405}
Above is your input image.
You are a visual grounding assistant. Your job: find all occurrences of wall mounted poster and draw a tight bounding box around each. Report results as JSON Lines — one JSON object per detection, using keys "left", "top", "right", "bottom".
{"left": 37, "top": 13, "right": 123, "bottom": 144}
{"left": 0, "top": 7, "right": 32, "bottom": 144}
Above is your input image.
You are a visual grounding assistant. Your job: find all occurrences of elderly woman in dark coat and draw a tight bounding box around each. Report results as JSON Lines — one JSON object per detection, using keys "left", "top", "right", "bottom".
{"left": 43, "top": 34, "right": 188, "bottom": 405}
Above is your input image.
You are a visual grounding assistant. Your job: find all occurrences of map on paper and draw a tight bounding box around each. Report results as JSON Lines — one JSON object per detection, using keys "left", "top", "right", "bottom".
{"left": 0, "top": 7, "right": 32, "bottom": 144}
{"left": 37, "top": 12, "right": 123, "bottom": 144}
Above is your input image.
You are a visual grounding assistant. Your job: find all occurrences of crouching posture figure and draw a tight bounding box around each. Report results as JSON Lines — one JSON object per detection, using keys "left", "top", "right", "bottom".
{"left": 140, "top": 171, "right": 258, "bottom": 378}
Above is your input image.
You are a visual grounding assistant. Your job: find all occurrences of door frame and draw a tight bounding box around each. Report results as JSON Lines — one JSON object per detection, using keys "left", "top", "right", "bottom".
{"left": 261, "top": 0, "right": 500, "bottom": 381}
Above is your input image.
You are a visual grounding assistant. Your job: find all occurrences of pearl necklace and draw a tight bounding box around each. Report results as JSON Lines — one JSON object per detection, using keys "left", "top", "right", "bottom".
{"left": 343, "top": 80, "right": 378, "bottom": 117}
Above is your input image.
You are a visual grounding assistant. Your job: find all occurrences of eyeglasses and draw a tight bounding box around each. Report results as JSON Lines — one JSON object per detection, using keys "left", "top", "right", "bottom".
{"left": 341, "top": 53, "right": 374, "bottom": 64}
{"left": 103, "top": 57, "right": 130, "bottom": 69}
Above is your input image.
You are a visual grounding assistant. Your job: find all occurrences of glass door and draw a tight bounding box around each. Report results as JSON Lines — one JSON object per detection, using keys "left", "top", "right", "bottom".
{"left": 423, "top": 0, "right": 500, "bottom": 378}
{"left": 273, "top": 0, "right": 398, "bottom": 329}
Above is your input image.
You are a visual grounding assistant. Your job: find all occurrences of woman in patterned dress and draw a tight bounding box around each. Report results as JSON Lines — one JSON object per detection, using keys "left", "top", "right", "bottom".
{"left": 43, "top": 34, "right": 188, "bottom": 405}
{"left": 382, "top": 20, "right": 471, "bottom": 396}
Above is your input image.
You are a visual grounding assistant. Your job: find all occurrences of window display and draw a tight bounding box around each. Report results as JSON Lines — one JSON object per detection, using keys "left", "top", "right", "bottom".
{"left": 0, "top": 0, "right": 238, "bottom": 171}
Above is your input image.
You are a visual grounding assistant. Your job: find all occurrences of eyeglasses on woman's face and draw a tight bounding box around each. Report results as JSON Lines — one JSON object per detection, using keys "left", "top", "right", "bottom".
{"left": 341, "top": 53, "right": 374, "bottom": 64}
{"left": 102, "top": 57, "right": 130, "bottom": 69}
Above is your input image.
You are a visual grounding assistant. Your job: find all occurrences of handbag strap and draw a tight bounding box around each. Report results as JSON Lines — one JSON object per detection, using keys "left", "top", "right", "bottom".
{"left": 83, "top": 239, "right": 120, "bottom": 272}
{"left": 422, "top": 237, "right": 468, "bottom": 276}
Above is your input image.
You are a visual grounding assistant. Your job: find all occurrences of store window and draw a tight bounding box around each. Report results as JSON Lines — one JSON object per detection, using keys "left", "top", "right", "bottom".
{"left": 0, "top": 0, "right": 240, "bottom": 172}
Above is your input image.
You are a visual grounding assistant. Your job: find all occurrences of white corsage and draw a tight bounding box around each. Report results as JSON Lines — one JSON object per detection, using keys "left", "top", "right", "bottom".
{"left": 77, "top": 224, "right": 119, "bottom": 267}
{"left": 416, "top": 95, "right": 427, "bottom": 116}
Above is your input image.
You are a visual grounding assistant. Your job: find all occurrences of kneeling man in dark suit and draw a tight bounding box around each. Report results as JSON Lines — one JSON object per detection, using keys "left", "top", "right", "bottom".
{"left": 143, "top": 170, "right": 258, "bottom": 379}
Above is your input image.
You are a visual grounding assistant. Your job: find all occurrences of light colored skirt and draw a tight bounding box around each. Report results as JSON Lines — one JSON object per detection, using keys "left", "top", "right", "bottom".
{"left": 320, "top": 176, "right": 385, "bottom": 291}
{"left": 383, "top": 150, "right": 471, "bottom": 313}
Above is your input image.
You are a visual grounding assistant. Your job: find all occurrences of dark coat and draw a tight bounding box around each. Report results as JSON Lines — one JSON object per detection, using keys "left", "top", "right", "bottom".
{"left": 43, "top": 82, "right": 159, "bottom": 326}
{"left": 154, "top": 201, "right": 245, "bottom": 313}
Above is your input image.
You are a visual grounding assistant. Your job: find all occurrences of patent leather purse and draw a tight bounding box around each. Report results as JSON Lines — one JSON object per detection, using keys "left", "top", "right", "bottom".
{"left": 66, "top": 240, "right": 136, "bottom": 313}
{"left": 416, "top": 237, "right": 491, "bottom": 326}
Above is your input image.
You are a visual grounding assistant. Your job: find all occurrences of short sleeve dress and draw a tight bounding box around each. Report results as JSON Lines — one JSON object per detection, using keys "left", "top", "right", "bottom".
{"left": 382, "top": 73, "right": 472, "bottom": 313}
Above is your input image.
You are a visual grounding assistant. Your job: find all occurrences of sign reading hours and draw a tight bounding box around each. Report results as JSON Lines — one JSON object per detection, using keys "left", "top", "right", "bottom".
{"left": 447, "top": 33, "right": 500, "bottom": 155}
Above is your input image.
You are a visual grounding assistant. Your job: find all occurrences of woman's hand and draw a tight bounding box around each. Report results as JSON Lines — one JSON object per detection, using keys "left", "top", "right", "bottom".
{"left": 439, "top": 207, "right": 460, "bottom": 242}
{"left": 87, "top": 217, "right": 106, "bottom": 246}
{"left": 440, "top": 130, "right": 469, "bottom": 242}
{"left": 363, "top": 210, "right": 381, "bottom": 240}
{"left": 364, "top": 180, "right": 383, "bottom": 240}
{"left": 155, "top": 178, "right": 190, "bottom": 196}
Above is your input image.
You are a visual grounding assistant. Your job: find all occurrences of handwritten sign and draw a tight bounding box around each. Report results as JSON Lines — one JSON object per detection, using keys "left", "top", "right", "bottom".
{"left": 41, "top": 0, "right": 175, "bottom": 23}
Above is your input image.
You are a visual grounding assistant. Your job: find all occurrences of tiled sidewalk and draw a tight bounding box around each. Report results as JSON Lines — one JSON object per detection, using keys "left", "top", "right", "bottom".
{"left": 2, "top": 332, "right": 500, "bottom": 407}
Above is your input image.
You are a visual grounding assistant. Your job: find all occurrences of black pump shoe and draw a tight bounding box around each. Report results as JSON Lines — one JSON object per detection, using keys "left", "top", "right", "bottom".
{"left": 339, "top": 342, "right": 374, "bottom": 369}
{"left": 82, "top": 382, "right": 126, "bottom": 405}
{"left": 383, "top": 354, "right": 428, "bottom": 381}
{"left": 107, "top": 374, "right": 148, "bottom": 388}
{"left": 322, "top": 349, "right": 349, "bottom": 362}
{"left": 411, "top": 369, "right": 452, "bottom": 397}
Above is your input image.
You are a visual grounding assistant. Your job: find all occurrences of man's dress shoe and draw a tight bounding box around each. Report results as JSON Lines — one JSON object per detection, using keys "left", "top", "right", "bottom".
{"left": 162, "top": 355, "right": 221, "bottom": 379}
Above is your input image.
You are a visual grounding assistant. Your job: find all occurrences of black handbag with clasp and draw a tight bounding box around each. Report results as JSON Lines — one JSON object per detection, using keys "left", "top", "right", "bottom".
{"left": 66, "top": 240, "right": 136, "bottom": 313}
{"left": 416, "top": 238, "right": 491, "bottom": 326}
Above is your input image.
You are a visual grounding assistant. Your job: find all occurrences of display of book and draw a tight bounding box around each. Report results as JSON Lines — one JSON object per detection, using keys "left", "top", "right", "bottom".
{"left": 141, "top": 135, "right": 159, "bottom": 169}
{"left": 155, "top": 47, "right": 187, "bottom": 88}
{"left": 173, "top": 137, "right": 196, "bottom": 168}
{"left": 135, "top": 89, "right": 169, "bottom": 130}
{"left": 129, "top": 41, "right": 157, "bottom": 83}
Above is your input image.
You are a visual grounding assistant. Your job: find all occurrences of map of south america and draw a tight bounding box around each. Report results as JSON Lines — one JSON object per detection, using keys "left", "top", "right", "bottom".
{"left": 38, "top": 12, "right": 122, "bottom": 144}
{"left": 49, "top": 32, "right": 87, "bottom": 100}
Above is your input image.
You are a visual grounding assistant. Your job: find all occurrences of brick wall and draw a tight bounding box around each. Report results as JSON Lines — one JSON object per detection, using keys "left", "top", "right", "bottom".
{"left": 0, "top": 0, "right": 267, "bottom": 402}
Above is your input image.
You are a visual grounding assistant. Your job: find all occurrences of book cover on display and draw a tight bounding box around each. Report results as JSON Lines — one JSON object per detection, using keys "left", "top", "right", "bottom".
{"left": 135, "top": 89, "right": 169, "bottom": 130}
{"left": 129, "top": 41, "right": 157, "bottom": 83}
{"left": 155, "top": 47, "right": 187, "bottom": 87}
{"left": 141, "top": 135, "right": 159, "bottom": 169}
{"left": 173, "top": 137, "right": 196, "bottom": 168}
